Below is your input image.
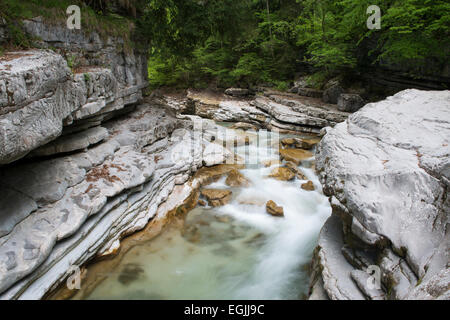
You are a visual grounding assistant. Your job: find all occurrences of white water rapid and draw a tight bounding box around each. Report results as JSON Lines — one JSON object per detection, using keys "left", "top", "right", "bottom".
{"left": 76, "top": 125, "right": 331, "bottom": 300}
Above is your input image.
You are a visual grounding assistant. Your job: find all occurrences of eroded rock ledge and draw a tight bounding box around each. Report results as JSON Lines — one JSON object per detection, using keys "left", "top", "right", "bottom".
{"left": 153, "top": 89, "right": 350, "bottom": 135}
{"left": 0, "top": 19, "right": 235, "bottom": 299}
{"left": 310, "top": 89, "right": 450, "bottom": 300}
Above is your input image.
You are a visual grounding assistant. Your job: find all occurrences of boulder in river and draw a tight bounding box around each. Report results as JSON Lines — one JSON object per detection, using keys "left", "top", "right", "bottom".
{"left": 225, "top": 169, "right": 250, "bottom": 187}
{"left": 301, "top": 181, "right": 315, "bottom": 191}
{"left": 279, "top": 148, "right": 313, "bottom": 165}
{"left": 200, "top": 189, "right": 233, "bottom": 207}
{"left": 266, "top": 200, "right": 284, "bottom": 217}
{"left": 198, "top": 199, "right": 207, "bottom": 207}
{"left": 285, "top": 162, "right": 308, "bottom": 180}
{"left": 269, "top": 167, "right": 295, "bottom": 181}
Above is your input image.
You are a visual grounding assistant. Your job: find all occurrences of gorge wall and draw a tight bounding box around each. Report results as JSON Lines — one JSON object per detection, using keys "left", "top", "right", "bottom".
{"left": 0, "top": 19, "right": 232, "bottom": 299}
{"left": 310, "top": 89, "right": 450, "bottom": 300}
{"left": 1, "top": 12, "right": 448, "bottom": 301}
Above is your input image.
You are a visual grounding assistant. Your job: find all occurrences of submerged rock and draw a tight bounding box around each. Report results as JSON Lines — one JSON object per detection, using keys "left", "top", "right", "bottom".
{"left": 281, "top": 137, "right": 320, "bottom": 150}
{"left": 225, "top": 169, "right": 250, "bottom": 187}
{"left": 285, "top": 162, "right": 308, "bottom": 180}
{"left": 118, "top": 263, "right": 145, "bottom": 286}
{"left": 200, "top": 189, "right": 233, "bottom": 207}
{"left": 262, "top": 159, "right": 282, "bottom": 168}
{"left": 197, "top": 199, "right": 207, "bottom": 207}
{"left": 269, "top": 167, "right": 295, "bottom": 181}
{"left": 266, "top": 200, "right": 284, "bottom": 217}
{"left": 301, "top": 181, "right": 315, "bottom": 191}
{"left": 279, "top": 148, "right": 313, "bottom": 165}
{"left": 230, "top": 122, "right": 259, "bottom": 131}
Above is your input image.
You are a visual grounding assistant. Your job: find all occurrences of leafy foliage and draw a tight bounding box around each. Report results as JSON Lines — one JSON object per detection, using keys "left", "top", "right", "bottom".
{"left": 2, "top": 0, "right": 448, "bottom": 88}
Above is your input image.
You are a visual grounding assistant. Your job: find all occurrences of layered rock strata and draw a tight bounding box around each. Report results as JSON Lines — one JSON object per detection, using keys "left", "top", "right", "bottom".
{"left": 0, "top": 23, "right": 232, "bottom": 299}
{"left": 157, "top": 90, "right": 350, "bottom": 134}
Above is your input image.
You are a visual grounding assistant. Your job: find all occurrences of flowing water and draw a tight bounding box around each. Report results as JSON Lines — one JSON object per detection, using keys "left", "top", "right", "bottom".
{"left": 74, "top": 125, "right": 331, "bottom": 300}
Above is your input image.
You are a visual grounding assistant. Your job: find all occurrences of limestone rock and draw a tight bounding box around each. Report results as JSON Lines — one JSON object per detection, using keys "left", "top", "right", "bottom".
{"left": 281, "top": 138, "right": 296, "bottom": 146}
{"left": 314, "top": 215, "right": 366, "bottom": 300}
{"left": 185, "top": 90, "right": 350, "bottom": 134}
{"left": 202, "top": 142, "right": 233, "bottom": 167}
{"left": 279, "top": 148, "right": 313, "bottom": 165}
{"left": 301, "top": 181, "right": 315, "bottom": 191}
{"left": 337, "top": 94, "right": 365, "bottom": 112}
{"left": 323, "top": 84, "right": 344, "bottom": 104}
{"left": 198, "top": 199, "right": 207, "bottom": 207}
{"left": 231, "top": 122, "right": 259, "bottom": 131}
{"left": 296, "top": 138, "right": 321, "bottom": 150}
{"left": 262, "top": 159, "right": 282, "bottom": 168}
{"left": 285, "top": 162, "right": 307, "bottom": 180}
{"left": 269, "top": 167, "right": 295, "bottom": 181}
{"left": 266, "top": 200, "right": 284, "bottom": 217}
{"left": 225, "top": 169, "right": 250, "bottom": 187}
{"left": 0, "top": 50, "right": 78, "bottom": 164}
{"left": 313, "top": 89, "right": 450, "bottom": 300}
{"left": 200, "top": 189, "right": 233, "bottom": 207}
{"left": 281, "top": 137, "right": 320, "bottom": 150}
{"left": 351, "top": 270, "right": 385, "bottom": 300}
{"left": 30, "top": 126, "right": 109, "bottom": 157}
{"left": 225, "top": 88, "right": 251, "bottom": 97}
{"left": 298, "top": 88, "right": 323, "bottom": 99}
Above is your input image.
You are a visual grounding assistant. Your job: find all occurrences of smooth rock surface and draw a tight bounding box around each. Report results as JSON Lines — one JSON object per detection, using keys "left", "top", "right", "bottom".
{"left": 266, "top": 200, "right": 284, "bottom": 217}
{"left": 312, "top": 89, "right": 450, "bottom": 300}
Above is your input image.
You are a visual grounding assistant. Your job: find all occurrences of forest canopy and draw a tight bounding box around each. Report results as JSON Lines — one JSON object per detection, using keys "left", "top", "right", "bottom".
{"left": 1, "top": 0, "right": 449, "bottom": 89}
{"left": 138, "top": 0, "right": 450, "bottom": 89}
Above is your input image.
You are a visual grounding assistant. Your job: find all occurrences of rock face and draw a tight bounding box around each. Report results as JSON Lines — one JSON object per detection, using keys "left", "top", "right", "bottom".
{"left": 310, "top": 89, "right": 450, "bottom": 300}
{"left": 0, "top": 50, "right": 74, "bottom": 164}
{"left": 181, "top": 89, "right": 350, "bottom": 134}
{"left": 0, "top": 21, "right": 234, "bottom": 300}
{"left": 0, "top": 37, "right": 146, "bottom": 165}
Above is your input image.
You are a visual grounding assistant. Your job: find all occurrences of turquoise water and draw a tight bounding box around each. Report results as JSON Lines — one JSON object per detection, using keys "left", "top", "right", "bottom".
{"left": 80, "top": 129, "right": 331, "bottom": 300}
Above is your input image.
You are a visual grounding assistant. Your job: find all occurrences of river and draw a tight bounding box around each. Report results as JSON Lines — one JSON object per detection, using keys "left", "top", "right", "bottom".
{"left": 68, "top": 124, "right": 331, "bottom": 300}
